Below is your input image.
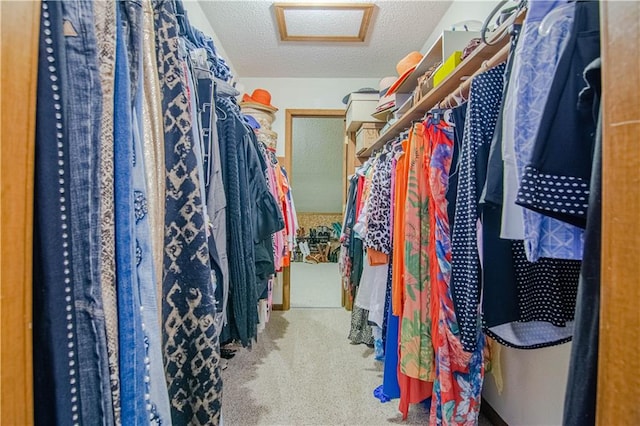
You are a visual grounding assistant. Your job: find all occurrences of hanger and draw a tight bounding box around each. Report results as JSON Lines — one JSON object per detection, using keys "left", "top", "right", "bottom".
{"left": 481, "top": 0, "right": 526, "bottom": 46}
{"left": 538, "top": 2, "right": 575, "bottom": 36}
{"left": 174, "top": 0, "right": 199, "bottom": 45}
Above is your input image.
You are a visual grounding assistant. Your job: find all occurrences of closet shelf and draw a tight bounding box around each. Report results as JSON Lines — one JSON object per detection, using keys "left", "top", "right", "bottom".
{"left": 357, "top": 14, "right": 521, "bottom": 158}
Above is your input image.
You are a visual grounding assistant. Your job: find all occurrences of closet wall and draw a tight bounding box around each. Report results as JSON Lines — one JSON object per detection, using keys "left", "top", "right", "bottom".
{"left": 183, "top": 0, "right": 238, "bottom": 76}
{"left": 420, "top": 1, "right": 503, "bottom": 53}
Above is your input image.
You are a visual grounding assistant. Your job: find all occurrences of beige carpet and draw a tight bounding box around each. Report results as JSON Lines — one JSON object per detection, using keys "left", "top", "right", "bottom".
{"left": 290, "top": 263, "right": 342, "bottom": 308}
{"left": 221, "top": 308, "right": 494, "bottom": 426}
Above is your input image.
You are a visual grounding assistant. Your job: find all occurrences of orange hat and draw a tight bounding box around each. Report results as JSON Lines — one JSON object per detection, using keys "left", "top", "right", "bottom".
{"left": 386, "top": 51, "right": 423, "bottom": 96}
{"left": 241, "top": 88, "right": 278, "bottom": 112}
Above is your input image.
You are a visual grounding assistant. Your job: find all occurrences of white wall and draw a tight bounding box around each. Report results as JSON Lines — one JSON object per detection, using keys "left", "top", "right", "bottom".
{"left": 484, "top": 343, "right": 572, "bottom": 425}
{"left": 422, "top": 0, "right": 502, "bottom": 54}
{"left": 239, "top": 78, "right": 380, "bottom": 156}
{"left": 181, "top": 0, "right": 238, "bottom": 78}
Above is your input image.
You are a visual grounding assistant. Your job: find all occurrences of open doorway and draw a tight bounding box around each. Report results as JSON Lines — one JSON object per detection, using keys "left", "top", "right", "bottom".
{"left": 281, "top": 109, "right": 345, "bottom": 309}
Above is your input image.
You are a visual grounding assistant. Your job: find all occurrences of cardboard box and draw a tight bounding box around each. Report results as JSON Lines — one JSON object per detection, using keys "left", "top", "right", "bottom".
{"left": 355, "top": 122, "right": 384, "bottom": 154}
{"left": 433, "top": 51, "right": 462, "bottom": 87}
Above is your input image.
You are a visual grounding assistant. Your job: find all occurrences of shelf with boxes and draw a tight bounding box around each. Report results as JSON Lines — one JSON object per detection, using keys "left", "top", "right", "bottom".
{"left": 357, "top": 13, "right": 523, "bottom": 158}
{"left": 392, "top": 30, "right": 481, "bottom": 97}
{"left": 344, "top": 91, "right": 386, "bottom": 157}
{"left": 345, "top": 92, "right": 384, "bottom": 133}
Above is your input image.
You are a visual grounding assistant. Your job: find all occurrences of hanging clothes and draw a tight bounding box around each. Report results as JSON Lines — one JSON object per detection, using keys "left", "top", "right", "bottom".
{"left": 501, "top": 0, "right": 584, "bottom": 262}
{"left": 154, "top": 0, "right": 222, "bottom": 422}
{"left": 93, "top": 2, "right": 121, "bottom": 420}
{"left": 398, "top": 122, "right": 434, "bottom": 419}
{"left": 481, "top": 4, "right": 585, "bottom": 350}
{"left": 141, "top": 0, "right": 167, "bottom": 306}
{"left": 33, "top": 2, "right": 85, "bottom": 423}
{"left": 114, "top": 5, "right": 148, "bottom": 422}
{"left": 341, "top": 173, "right": 374, "bottom": 346}
{"left": 391, "top": 137, "right": 409, "bottom": 317}
{"left": 516, "top": 1, "right": 601, "bottom": 229}
{"left": 62, "top": 0, "right": 115, "bottom": 423}
{"left": 381, "top": 141, "right": 406, "bottom": 401}
{"left": 425, "top": 114, "right": 484, "bottom": 425}
{"left": 563, "top": 57, "right": 602, "bottom": 426}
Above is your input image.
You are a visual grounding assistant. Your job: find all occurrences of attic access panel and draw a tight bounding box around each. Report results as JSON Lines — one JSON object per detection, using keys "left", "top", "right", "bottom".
{"left": 274, "top": 3, "right": 375, "bottom": 42}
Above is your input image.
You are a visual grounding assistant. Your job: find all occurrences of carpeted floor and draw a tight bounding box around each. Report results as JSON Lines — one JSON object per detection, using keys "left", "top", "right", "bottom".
{"left": 290, "top": 263, "right": 342, "bottom": 308}
{"left": 222, "top": 308, "right": 494, "bottom": 425}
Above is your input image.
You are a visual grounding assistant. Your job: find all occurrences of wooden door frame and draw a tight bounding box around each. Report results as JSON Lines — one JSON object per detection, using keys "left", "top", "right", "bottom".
{"left": 1, "top": 1, "right": 40, "bottom": 423}
{"left": 597, "top": 2, "right": 640, "bottom": 424}
{"left": 276, "top": 109, "right": 345, "bottom": 311}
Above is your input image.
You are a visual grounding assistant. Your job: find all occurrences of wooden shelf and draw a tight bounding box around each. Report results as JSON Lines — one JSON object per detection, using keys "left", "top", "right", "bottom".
{"left": 393, "top": 30, "right": 482, "bottom": 95}
{"left": 358, "top": 19, "right": 518, "bottom": 158}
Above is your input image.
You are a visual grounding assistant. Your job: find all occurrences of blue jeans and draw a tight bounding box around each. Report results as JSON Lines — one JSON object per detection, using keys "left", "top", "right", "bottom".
{"left": 114, "top": 4, "right": 149, "bottom": 424}
{"left": 33, "top": 1, "right": 83, "bottom": 424}
{"left": 61, "top": 1, "right": 114, "bottom": 424}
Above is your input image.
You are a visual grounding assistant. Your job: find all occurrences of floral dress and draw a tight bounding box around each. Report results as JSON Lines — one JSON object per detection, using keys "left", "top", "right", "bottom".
{"left": 398, "top": 123, "right": 434, "bottom": 418}
{"left": 425, "top": 115, "right": 484, "bottom": 425}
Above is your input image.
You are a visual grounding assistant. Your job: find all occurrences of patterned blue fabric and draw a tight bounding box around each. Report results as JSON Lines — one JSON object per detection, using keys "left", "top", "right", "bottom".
{"left": 154, "top": 0, "right": 222, "bottom": 423}
{"left": 501, "top": 0, "right": 584, "bottom": 262}
{"left": 451, "top": 64, "right": 506, "bottom": 352}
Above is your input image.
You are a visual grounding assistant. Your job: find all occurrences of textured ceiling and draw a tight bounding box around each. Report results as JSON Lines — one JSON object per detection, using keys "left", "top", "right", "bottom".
{"left": 196, "top": 0, "right": 453, "bottom": 78}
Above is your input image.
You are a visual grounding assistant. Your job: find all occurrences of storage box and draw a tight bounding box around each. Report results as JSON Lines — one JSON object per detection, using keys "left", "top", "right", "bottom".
{"left": 355, "top": 123, "right": 384, "bottom": 154}
{"left": 346, "top": 93, "right": 383, "bottom": 132}
{"left": 433, "top": 51, "right": 462, "bottom": 87}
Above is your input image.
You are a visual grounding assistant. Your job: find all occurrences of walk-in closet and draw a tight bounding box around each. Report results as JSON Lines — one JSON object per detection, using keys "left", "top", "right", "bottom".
{"left": 1, "top": 1, "right": 638, "bottom": 425}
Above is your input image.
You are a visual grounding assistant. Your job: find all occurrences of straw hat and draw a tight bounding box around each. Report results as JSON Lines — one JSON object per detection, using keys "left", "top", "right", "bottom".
{"left": 386, "top": 51, "right": 423, "bottom": 96}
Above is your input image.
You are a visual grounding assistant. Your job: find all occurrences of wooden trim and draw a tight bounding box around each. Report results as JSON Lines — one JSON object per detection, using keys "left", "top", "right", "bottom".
{"left": 282, "top": 266, "right": 290, "bottom": 311}
{"left": 282, "top": 109, "right": 345, "bottom": 310}
{"left": 274, "top": 3, "right": 374, "bottom": 42}
{"left": 597, "top": 2, "right": 640, "bottom": 424}
{"left": 284, "top": 108, "right": 346, "bottom": 186}
{"left": 481, "top": 398, "right": 509, "bottom": 426}
{"left": 284, "top": 110, "right": 293, "bottom": 179}
{"left": 272, "top": 304, "right": 284, "bottom": 311}
{"left": 342, "top": 286, "right": 353, "bottom": 311}
{"left": 0, "top": 1, "right": 40, "bottom": 423}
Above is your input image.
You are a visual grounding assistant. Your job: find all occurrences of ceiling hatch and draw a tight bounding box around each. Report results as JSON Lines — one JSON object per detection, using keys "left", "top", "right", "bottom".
{"left": 274, "top": 3, "right": 375, "bottom": 42}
